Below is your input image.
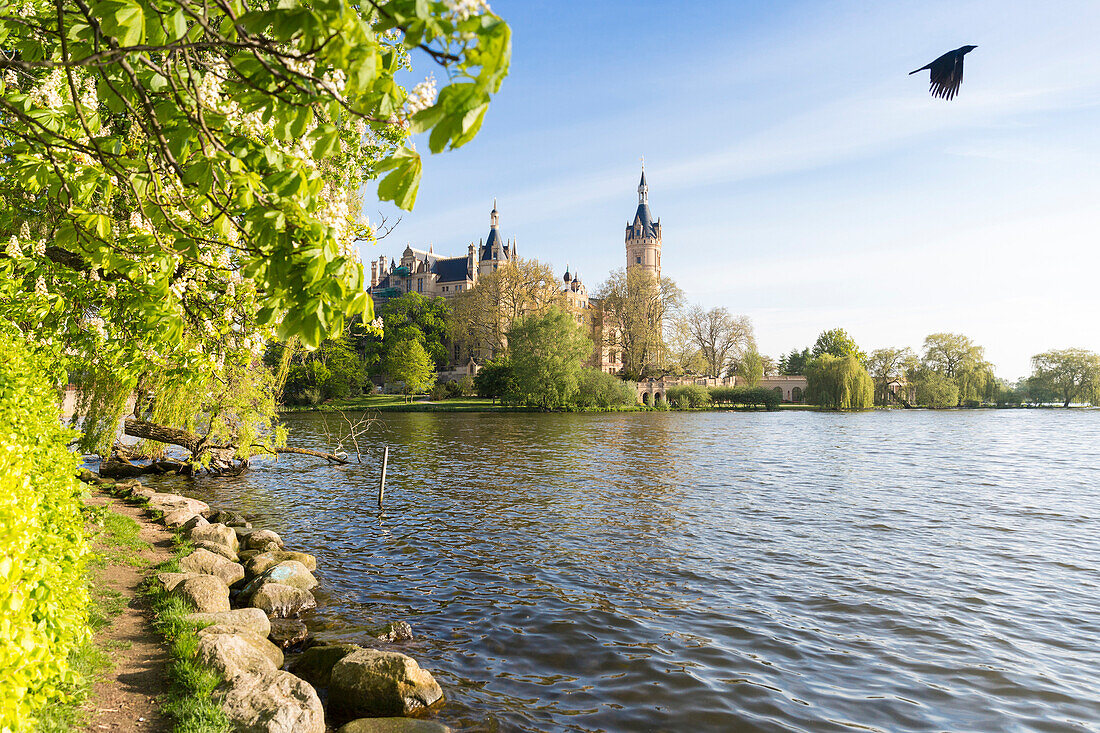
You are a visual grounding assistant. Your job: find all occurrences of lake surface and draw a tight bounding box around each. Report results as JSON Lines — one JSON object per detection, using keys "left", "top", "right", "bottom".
{"left": 151, "top": 410, "right": 1100, "bottom": 732}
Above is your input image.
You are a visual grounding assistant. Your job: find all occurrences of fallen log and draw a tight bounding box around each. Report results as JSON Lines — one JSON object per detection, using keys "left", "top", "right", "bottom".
{"left": 122, "top": 418, "right": 350, "bottom": 473}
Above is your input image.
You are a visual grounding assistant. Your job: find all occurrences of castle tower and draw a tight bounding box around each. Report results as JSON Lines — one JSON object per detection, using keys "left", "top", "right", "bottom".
{"left": 625, "top": 162, "right": 661, "bottom": 279}
{"left": 478, "top": 199, "right": 510, "bottom": 277}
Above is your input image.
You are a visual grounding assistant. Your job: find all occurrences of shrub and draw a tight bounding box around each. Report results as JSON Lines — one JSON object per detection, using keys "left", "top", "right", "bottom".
{"left": 666, "top": 384, "right": 712, "bottom": 409}
{"left": 444, "top": 375, "right": 475, "bottom": 398}
{"left": 709, "top": 385, "right": 780, "bottom": 409}
{"left": 430, "top": 383, "right": 449, "bottom": 401}
{"left": 575, "top": 369, "right": 637, "bottom": 409}
{"left": 0, "top": 333, "right": 89, "bottom": 729}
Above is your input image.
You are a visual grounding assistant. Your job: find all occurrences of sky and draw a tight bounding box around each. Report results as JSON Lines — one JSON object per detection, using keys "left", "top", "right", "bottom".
{"left": 362, "top": 0, "right": 1100, "bottom": 379}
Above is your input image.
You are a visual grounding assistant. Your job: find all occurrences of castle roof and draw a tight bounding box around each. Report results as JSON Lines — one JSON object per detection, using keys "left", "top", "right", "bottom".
{"left": 631, "top": 203, "right": 658, "bottom": 238}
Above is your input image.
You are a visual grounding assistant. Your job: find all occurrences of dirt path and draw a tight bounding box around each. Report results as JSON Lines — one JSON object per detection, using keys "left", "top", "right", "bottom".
{"left": 83, "top": 492, "right": 175, "bottom": 733}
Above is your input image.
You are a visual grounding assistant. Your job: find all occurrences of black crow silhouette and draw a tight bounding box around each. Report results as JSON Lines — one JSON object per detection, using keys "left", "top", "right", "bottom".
{"left": 910, "top": 45, "right": 977, "bottom": 100}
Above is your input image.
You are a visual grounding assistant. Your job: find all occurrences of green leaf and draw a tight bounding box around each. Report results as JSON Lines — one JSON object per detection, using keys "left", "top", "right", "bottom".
{"left": 375, "top": 147, "right": 421, "bottom": 211}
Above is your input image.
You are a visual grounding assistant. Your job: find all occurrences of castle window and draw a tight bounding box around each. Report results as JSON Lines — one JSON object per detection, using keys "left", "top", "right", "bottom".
{"left": 636, "top": 256, "right": 642, "bottom": 264}
{"left": 417, "top": 278, "right": 423, "bottom": 293}
{"left": 405, "top": 280, "right": 411, "bottom": 292}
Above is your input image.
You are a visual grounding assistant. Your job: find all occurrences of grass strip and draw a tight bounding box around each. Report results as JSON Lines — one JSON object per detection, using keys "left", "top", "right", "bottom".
{"left": 140, "top": 544, "right": 231, "bottom": 733}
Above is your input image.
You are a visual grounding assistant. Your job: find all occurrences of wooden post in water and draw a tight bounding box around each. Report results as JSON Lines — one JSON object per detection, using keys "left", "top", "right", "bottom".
{"left": 377, "top": 446, "right": 388, "bottom": 508}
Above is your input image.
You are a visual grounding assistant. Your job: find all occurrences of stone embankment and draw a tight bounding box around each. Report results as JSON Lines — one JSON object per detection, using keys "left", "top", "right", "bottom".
{"left": 82, "top": 470, "right": 450, "bottom": 733}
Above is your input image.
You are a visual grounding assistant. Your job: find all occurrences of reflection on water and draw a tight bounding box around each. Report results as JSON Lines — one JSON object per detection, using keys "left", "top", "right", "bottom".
{"left": 148, "top": 410, "right": 1100, "bottom": 732}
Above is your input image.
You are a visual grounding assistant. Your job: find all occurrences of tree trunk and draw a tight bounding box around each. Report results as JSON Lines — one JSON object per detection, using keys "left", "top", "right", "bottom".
{"left": 122, "top": 418, "right": 350, "bottom": 472}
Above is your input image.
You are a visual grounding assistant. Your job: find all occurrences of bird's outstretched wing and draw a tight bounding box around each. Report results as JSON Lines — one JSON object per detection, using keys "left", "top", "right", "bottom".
{"left": 929, "top": 53, "right": 964, "bottom": 100}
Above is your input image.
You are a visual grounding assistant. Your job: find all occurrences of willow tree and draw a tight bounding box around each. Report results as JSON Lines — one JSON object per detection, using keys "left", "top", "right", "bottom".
{"left": 0, "top": 0, "right": 510, "bottom": 466}
{"left": 1030, "top": 348, "right": 1100, "bottom": 407}
{"left": 805, "top": 354, "right": 874, "bottom": 410}
{"left": 867, "top": 347, "right": 915, "bottom": 406}
{"left": 596, "top": 267, "right": 683, "bottom": 378}
{"left": 449, "top": 257, "right": 564, "bottom": 359}
{"left": 919, "top": 333, "right": 996, "bottom": 407}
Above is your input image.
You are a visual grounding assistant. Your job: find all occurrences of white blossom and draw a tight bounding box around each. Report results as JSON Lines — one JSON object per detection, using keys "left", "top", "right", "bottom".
{"left": 404, "top": 75, "right": 437, "bottom": 116}
{"left": 443, "top": 0, "right": 491, "bottom": 22}
{"left": 129, "top": 211, "right": 153, "bottom": 234}
{"left": 5, "top": 236, "right": 21, "bottom": 259}
{"left": 106, "top": 284, "right": 116, "bottom": 298}
{"left": 32, "top": 239, "right": 46, "bottom": 257}
{"left": 87, "top": 316, "right": 107, "bottom": 340}
{"left": 19, "top": 222, "right": 30, "bottom": 240}
{"left": 34, "top": 276, "right": 48, "bottom": 297}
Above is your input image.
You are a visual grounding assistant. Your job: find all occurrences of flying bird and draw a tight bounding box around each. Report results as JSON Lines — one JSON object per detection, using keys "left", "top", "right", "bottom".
{"left": 910, "top": 45, "right": 977, "bottom": 100}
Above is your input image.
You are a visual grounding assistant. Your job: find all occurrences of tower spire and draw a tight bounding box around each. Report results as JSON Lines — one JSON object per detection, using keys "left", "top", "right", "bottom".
{"left": 638, "top": 158, "right": 648, "bottom": 205}
{"left": 490, "top": 199, "right": 499, "bottom": 228}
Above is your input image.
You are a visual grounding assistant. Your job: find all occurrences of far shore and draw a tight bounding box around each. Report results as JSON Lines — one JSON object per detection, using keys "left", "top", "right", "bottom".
{"left": 276, "top": 396, "right": 1092, "bottom": 414}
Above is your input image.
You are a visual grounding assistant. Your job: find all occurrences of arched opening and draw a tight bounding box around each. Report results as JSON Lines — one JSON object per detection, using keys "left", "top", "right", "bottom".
{"left": 773, "top": 386, "right": 783, "bottom": 403}
{"left": 642, "top": 392, "right": 651, "bottom": 406}
{"left": 792, "top": 387, "right": 803, "bottom": 403}
{"left": 654, "top": 392, "right": 663, "bottom": 404}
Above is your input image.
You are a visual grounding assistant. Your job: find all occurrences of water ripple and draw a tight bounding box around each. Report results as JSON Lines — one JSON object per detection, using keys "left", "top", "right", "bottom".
{"left": 149, "top": 410, "right": 1100, "bottom": 732}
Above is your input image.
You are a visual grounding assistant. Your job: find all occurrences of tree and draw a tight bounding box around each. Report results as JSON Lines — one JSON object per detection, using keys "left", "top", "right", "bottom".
{"left": 450, "top": 257, "right": 564, "bottom": 359}
{"left": 473, "top": 358, "right": 515, "bottom": 404}
{"left": 920, "top": 333, "right": 996, "bottom": 406}
{"left": 506, "top": 308, "right": 592, "bottom": 409}
{"left": 0, "top": 0, "right": 511, "bottom": 464}
{"left": 378, "top": 293, "right": 451, "bottom": 368}
{"left": 596, "top": 267, "right": 683, "bottom": 378}
{"left": 867, "top": 347, "right": 915, "bottom": 406}
{"left": 384, "top": 339, "right": 435, "bottom": 402}
{"left": 914, "top": 371, "right": 959, "bottom": 408}
{"left": 805, "top": 354, "right": 874, "bottom": 410}
{"left": 733, "top": 346, "right": 765, "bottom": 387}
{"left": 682, "top": 305, "right": 754, "bottom": 377}
{"left": 1030, "top": 348, "right": 1100, "bottom": 407}
{"left": 812, "top": 328, "right": 867, "bottom": 364}
{"left": 664, "top": 315, "right": 706, "bottom": 376}
{"left": 780, "top": 348, "right": 812, "bottom": 375}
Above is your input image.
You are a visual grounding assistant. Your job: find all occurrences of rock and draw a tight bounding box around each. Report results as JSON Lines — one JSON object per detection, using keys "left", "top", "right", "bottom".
{"left": 155, "top": 572, "right": 198, "bottom": 592}
{"left": 256, "top": 541, "right": 282, "bottom": 554}
{"left": 216, "top": 669, "right": 325, "bottom": 733}
{"left": 181, "top": 514, "right": 210, "bottom": 533}
{"left": 186, "top": 608, "right": 271, "bottom": 637}
{"left": 289, "top": 644, "right": 361, "bottom": 688}
{"left": 163, "top": 509, "right": 200, "bottom": 528}
{"left": 246, "top": 551, "right": 318, "bottom": 576}
{"left": 268, "top": 619, "right": 311, "bottom": 650}
{"left": 250, "top": 583, "right": 316, "bottom": 619}
{"left": 329, "top": 649, "right": 443, "bottom": 718}
{"left": 193, "top": 540, "right": 238, "bottom": 562}
{"left": 368, "top": 621, "right": 414, "bottom": 643}
{"left": 246, "top": 529, "right": 285, "bottom": 551}
{"left": 170, "top": 574, "right": 230, "bottom": 613}
{"left": 99, "top": 460, "right": 147, "bottom": 478}
{"left": 241, "top": 561, "right": 318, "bottom": 598}
{"left": 198, "top": 627, "right": 284, "bottom": 668}
{"left": 130, "top": 486, "right": 158, "bottom": 500}
{"left": 77, "top": 468, "right": 97, "bottom": 483}
{"left": 148, "top": 493, "right": 209, "bottom": 515}
{"left": 187, "top": 523, "right": 239, "bottom": 553}
{"left": 233, "top": 527, "right": 255, "bottom": 541}
{"left": 238, "top": 549, "right": 262, "bottom": 563}
{"left": 338, "top": 719, "right": 452, "bottom": 733}
{"left": 207, "top": 509, "right": 251, "bottom": 527}
{"left": 179, "top": 549, "right": 246, "bottom": 587}
{"left": 196, "top": 632, "right": 278, "bottom": 680}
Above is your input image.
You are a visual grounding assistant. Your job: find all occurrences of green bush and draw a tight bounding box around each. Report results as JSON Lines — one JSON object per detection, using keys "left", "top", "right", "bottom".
{"left": 709, "top": 385, "right": 780, "bottom": 409}
{"left": 0, "top": 333, "right": 89, "bottom": 729}
{"left": 666, "top": 384, "right": 712, "bottom": 409}
{"left": 574, "top": 369, "right": 637, "bottom": 409}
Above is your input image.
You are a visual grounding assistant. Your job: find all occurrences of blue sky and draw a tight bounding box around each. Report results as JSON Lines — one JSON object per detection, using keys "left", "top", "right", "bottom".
{"left": 363, "top": 0, "right": 1100, "bottom": 379}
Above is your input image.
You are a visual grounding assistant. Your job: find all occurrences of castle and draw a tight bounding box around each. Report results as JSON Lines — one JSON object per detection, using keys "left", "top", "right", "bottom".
{"left": 368, "top": 164, "right": 664, "bottom": 377}
{"left": 367, "top": 166, "right": 809, "bottom": 402}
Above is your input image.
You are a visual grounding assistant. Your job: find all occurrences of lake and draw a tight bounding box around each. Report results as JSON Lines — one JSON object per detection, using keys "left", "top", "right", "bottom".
{"left": 149, "top": 409, "right": 1100, "bottom": 732}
